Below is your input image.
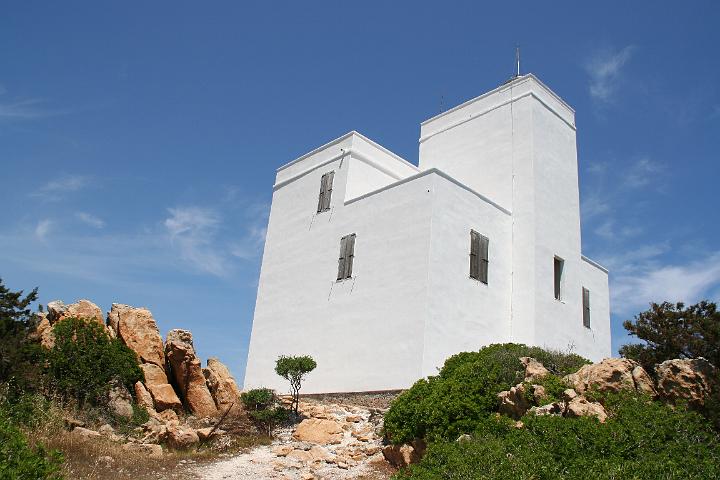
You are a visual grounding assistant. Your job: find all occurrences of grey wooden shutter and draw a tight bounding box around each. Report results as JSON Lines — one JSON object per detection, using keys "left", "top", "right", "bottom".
{"left": 479, "top": 234, "right": 489, "bottom": 284}
{"left": 317, "top": 174, "right": 327, "bottom": 213}
{"left": 582, "top": 287, "right": 591, "bottom": 328}
{"left": 344, "top": 234, "right": 356, "bottom": 279}
{"left": 337, "top": 236, "right": 347, "bottom": 280}
{"left": 322, "top": 171, "right": 334, "bottom": 211}
{"left": 469, "top": 231, "right": 479, "bottom": 279}
{"left": 554, "top": 257, "right": 563, "bottom": 300}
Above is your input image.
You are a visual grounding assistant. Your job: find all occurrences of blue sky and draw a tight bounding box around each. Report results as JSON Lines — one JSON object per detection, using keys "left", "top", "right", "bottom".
{"left": 1, "top": 2, "right": 719, "bottom": 382}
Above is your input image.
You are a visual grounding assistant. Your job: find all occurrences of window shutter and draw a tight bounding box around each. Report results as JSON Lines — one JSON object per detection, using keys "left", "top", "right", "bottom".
{"left": 322, "top": 171, "right": 334, "bottom": 211}
{"left": 554, "top": 257, "right": 563, "bottom": 300}
{"left": 582, "top": 287, "right": 591, "bottom": 328}
{"left": 344, "top": 234, "right": 356, "bottom": 279}
{"left": 337, "top": 235, "right": 347, "bottom": 280}
{"left": 469, "top": 231, "right": 479, "bottom": 279}
{"left": 479, "top": 235, "right": 489, "bottom": 284}
{"left": 317, "top": 174, "right": 327, "bottom": 213}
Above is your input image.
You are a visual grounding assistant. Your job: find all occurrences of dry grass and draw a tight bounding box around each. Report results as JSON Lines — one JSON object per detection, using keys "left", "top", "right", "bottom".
{"left": 28, "top": 429, "right": 272, "bottom": 480}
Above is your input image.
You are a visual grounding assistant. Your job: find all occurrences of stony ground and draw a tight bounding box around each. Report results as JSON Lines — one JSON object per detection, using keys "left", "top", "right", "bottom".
{"left": 185, "top": 399, "right": 395, "bottom": 480}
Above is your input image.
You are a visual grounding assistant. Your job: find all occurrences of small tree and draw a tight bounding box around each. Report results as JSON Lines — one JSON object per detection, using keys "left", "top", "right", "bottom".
{"left": 620, "top": 301, "right": 720, "bottom": 374}
{"left": 275, "top": 355, "right": 317, "bottom": 415}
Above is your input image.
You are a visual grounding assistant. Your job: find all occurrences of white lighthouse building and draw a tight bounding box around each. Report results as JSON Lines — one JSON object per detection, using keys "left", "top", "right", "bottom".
{"left": 244, "top": 74, "right": 611, "bottom": 393}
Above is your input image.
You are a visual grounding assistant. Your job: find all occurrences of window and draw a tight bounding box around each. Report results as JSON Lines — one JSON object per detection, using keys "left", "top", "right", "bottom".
{"left": 582, "top": 287, "right": 591, "bottom": 328}
{"left": 317, "top": 171, "right": 334, "bottom": 213}
{"left": 470, "top": 230, "right": 489, "bottom": 284}
{"left": 337, "top": 233, "right": 356, "bottom": 280}
{"left": 554, "top": 256, "right": 564, "bottom": 300}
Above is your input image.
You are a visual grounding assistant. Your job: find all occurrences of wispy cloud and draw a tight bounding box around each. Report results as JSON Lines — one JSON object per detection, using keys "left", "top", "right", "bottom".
{"left": 75, "top": 212, "right": 105, "bottom": 229}
{"left": 30, "top": 174, "right": 93, "bottom": 201}
{"left": 593, "top": 219, "right": 643, "bottom": 240}
{"left": 34, "top": 219, "right": 53, "bottom": 240}
{"left": 610, "top": 251, "right": 720, "bottom": 316}
{"left": 585, "top": 46, "right": 635, "bottom": 102}
{"left": 623, "top": 157, "right": 664, "bottom": 188}
{"left": 0, "top": 98, "right": 68, "bottom": 120}
{"left": 581, "top": 192, "right": 611, "bottom": 220}
{"left": 230, "top": 225, "right": 267, "bottom": 261}
{"left": 165, "top": 206, "right": 226, "bottom": 276}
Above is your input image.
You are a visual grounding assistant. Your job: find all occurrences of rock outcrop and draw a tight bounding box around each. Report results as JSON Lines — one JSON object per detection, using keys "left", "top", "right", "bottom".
{"left": 564, "top": 358, "right": 656, "bottom": 396}
{"left": 47, "top": 299, "right": 104, "bottom": 326}
{"left": 107, "top": 304, "right": 165, "bottom": 366}
{"left": 382, "top": 440, "right": 426, "bottom": 468}
{"left": 34, "top": 299, "right": 106, "bottom": 348}
{"left": 165, "top": 329, "right": 218, "bottom": 418}
{"left": 139, "top": 363, "right": 182, "bottom": 412}
{"left": 520, "top": 356, "right": 550, "bottom": 382}
{"left": 105, "top": 383, "right": 134, "bottom": 419}
{"left": 203, "top": 357, "right": 243, "bottom": 412}
{"left": 656, "top": 358, "right": 718, "bottom": 409}
{"left": 498, "top": 383, "right": 532, "bottom": 419}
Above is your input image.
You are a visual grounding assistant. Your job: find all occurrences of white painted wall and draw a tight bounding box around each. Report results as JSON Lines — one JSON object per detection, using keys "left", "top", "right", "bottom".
{"left": 245, "top": 75, "right": 611, "bottom": 393}
{"left": 422, "top": 172, "right": 513, "bottom": 375}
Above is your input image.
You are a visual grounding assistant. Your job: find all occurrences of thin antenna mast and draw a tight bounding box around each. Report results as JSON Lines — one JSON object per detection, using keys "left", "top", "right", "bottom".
{"left": 515, "top": 44, "right": 521, "bottom": 77}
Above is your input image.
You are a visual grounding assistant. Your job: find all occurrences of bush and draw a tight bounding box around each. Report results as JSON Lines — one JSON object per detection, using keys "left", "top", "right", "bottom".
{"left": 384, "top": 344, "right": 588, "bottom": 444}
{"left": 241, "top": 388, "right": 288, "bottom": 435}
{"left": 46, "top": 317, "right": 142, "bottom": 406}
{"left": 396, "top": 392, "right": 720, "bottom": 480}
{"left": 0, "top": 393, "right": 64, "bottom": 479}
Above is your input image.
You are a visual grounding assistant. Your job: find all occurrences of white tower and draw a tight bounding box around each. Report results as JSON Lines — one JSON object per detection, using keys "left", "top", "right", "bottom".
{"left": 245, "top": 74, "right": 610, "bottom": 393}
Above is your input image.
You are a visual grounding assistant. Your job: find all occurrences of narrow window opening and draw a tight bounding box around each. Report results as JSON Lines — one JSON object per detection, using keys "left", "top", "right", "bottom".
{"left": 554, "top": 256, "right": 564, "bottom": 300}
{"left": 317, "top": 171, "right": 334, "bottom": 213}
{"left": 470, "top": 230, "right": 489, "bottom": 284}
{"left": 582, "top": 287, "right": 591, "bottom": 328}
{"left": 337, "top": 233, "right": 356, "bottom": 280}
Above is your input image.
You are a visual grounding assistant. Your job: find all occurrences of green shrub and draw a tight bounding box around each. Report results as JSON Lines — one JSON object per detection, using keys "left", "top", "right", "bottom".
{"left": 241, "top": 388, "right": 288, "bottom": 435}
{"left": 241, "top": 388, "right": 276, "bottom": 411}
{"left": 384, "top": 343, "right": 588, "bottom": 443}
{"left": 0, "top": 401, "right": 64, "bottom": 479}
{"left": 46, "top": 317, "right": 142, "bottom": 406}
{"left": 396, "top": 392, "right": 720, "bottom": 480}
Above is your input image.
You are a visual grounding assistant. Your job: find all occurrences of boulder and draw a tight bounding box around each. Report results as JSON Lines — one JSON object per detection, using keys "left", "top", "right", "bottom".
{"left": 497, "top": 383, "right": 532, "bottom": 419}
{"left": 272, "top": 445, "right": 294, "bottom": 457}
{"left": 532, "top": 402, "right": 564, "bottom": 417}
{"left": 164, "top": 423, "right": 200, "bottom": 449}
{"left": 656, "top": 358, "right": 718, "bottom": 409}
{"left": 47, "top": 299, "right": 104, "bottom": 326}
{"left": 565, "top": 396, "right": 607, "bottom": 423}
{"left": 154, "top": 409, "right": 179, "bottom": 423}
{"left": 351, "top": 424, "right": 375, "bottom": 442}
{"left": 107, "top": 304, "right": 165, "bottom": 366}
{"left": 122, "top": 442, "right": 163, "bottom": 458}
{"left": 520, "top": 356, "right": 550, "bottom": 381}
{"left": 134, "top": 382, "right": 156, "bottom": 412}
{"left": 141, "top": 363, "right": 169, "bottom": 386}
{"left": 308, "top": 445, "right": 335, "bottom": 463}
{"left": 71, "top": 427, "right": 102, "bottom": 440}
{"left": 203, "top": 357, "right": 242, "bottom": 411}
{"left": 196, "top": 426, "right": 226, "bottom": 441}
{"left": 32, "top": 313, "right": 55, "bottom": 349}
{"left": 292, "top": 418, "right": 344, "bottom": 444}
{"left": 106, "top": 383, "right": 133, "bottom": 419}
{"left": 381, "top": 440, "right": 426, "bottom": 468}
{"left": 565, "top": 358, "right": 656, "bottom": 395}
{"left": 147, "top": 383, "right": 183, "bottom": 412}
{"left": 165, "top": 329, "right": 218, "bottom": 417}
